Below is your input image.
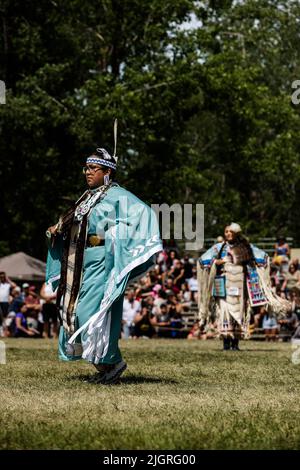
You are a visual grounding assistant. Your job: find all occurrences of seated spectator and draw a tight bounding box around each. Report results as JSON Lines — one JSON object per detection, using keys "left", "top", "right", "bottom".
{"left": 133, "top": 306, "right": 156, "bottom": 338}
{"left": 167, "top": 292, "right": 182, "bottom": 317}
{"left": 155, "top": 303, "right": 171, "bottom": 338}
{"left": 156, "top": 250, "right": 168, "bottom": 273}
{"left": 290, "top": 291, "right": 300, "bottom": 320}
{"left": 272, "top": 258, "right": 286, "bottom": 284}
{"left": 135, "top": 276, "right": 153, "bottom": 298}
{"left": 9, "top": 286, "right": 23, "bottom": 314}
{"left": 164, "top": 277, "right": 180, "bottom": 295}
{"left": 169, "top": 259, "right": 185, "bottom": 289}
{"left": 183, "top": 255, "right": 194, "bottom": 281}
{"left": 291, "top": 258, "right": 299, "bottom": 271}
{"left": 4, "top": 311, "right": 16, "bottom": 337}
{"left": 151, "top": 283, "right": 162, "bottom": 299}
{"left": 262, "top": 311, "right": 279, "bottom": 341}
{"left": 180, "top": 283, "right": 192, "bottom": 303}
{"left": 281, "top": 264, "right": 300, "bottom": 295}
{"left": 122, "top": 290, "right": 141, "bottom": 339}
{"left": 274, "top": 237, "right": 290, "bottom": 259}
{"left": 143, "top": 295, "right": 155, "bottom": 314}
{"left": 187, "top": 268, "right": 198, "bottom": 302}
{"left": 24, "top": 286, "right": 41, "bottom": 311}
{"left": 177, "top": 290, "right": 191, "bottom": 313}
{"left": 201, "top": 322, "right": 218, "bottom": 340}
{"left": 137, "top": 272, "right": 156, "bottom": 298}
{"left": 13, "top": 304, "right": 40, "bottom": 338}
{"left": 253, "top": 305, "right": 266, "bottom": 329}
{"left": 166, "top": 250, "right": 179, "bottom": 270}
{"left": 169, "top": 310, "right": 184, "bottom": 338}
{"left": 278, "top": 310, "right": 299, "bottom": 338}
{"left": 187, "top": 322, "right": 201, "bottom": 340}
{"left": 273, "top": 237, "right": 290, "bottom": 274}
{"left": 270, "top": 266, "right": 281, "bottom": 290}
{"left": 27, "top": 310, "right": 43, "bottom": 336}
{"left": 187, "top": 320, "right": 218, "bottom": 340}
{"left": 153, "top": 289, "right": 167, "bottom": 315}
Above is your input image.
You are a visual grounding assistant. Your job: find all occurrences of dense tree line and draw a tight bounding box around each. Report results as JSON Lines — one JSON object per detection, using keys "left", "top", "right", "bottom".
{"left": 0, "top": 0, "right": 299, "bottom": 259}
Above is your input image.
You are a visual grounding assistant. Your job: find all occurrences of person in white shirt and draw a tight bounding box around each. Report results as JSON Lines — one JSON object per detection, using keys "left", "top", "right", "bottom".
{"left": 187, "top": 269, "right": 198, "bottom": 302}
{"left": 122, "top": 290, "right": 141, "bottom": 338}
{"left": 40, "top": 282, "right": 58, "bottom": 338}
{"left": 0, "top": 272, "right": 16, "bottom": 336}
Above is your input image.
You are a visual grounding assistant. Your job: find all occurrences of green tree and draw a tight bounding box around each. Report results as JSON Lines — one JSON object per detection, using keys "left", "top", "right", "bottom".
{"left": 0, "top": 0, "right": 300, "bottom": 260}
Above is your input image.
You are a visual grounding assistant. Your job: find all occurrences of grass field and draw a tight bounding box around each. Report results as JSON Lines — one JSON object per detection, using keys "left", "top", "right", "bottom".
{"left": 0, "top": 338, "right": 300, "bottom": 450}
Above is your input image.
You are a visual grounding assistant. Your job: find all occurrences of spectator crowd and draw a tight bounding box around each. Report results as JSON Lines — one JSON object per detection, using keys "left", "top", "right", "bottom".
{"left": 0, "top": 272, "right": 58, "bottom": 339}
{"left": 0, "top": 237, "right": 300, "bottom": 342}
{"left": 120, "top": 237, "right": 300, "bottom": 342}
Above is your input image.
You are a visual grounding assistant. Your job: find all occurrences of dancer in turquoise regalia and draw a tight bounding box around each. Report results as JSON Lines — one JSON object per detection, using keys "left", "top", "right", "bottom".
{"left": 46, "top": 121, "right": 162, "bottom": 384}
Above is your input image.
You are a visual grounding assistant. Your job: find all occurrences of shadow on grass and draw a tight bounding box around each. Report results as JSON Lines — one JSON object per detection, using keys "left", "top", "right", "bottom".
{"left": 70, "top": 373, "right": 178, "bottom": 385}
{"left": 237, "top": 348, "right": 280, "bottom": 352}
{"left": 200, "top": 346, "right": 280, "bottom": 353}
{"left": 122, "top": 374, "right": 178, "bottom": 385}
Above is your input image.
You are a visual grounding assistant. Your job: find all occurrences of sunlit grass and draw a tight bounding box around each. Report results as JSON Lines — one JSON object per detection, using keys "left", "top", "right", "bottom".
{"left": 0, "top": 338, "right": 299, "bottom": 449}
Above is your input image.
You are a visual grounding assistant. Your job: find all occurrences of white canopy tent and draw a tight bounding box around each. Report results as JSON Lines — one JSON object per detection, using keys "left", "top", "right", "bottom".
{"left": 0, "top": 251, "right": 46, "bottom": 282}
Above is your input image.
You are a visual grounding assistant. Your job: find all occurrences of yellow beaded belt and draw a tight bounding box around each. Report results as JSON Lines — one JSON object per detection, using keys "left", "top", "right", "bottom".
{"left": 86, "top": 234, "right": 105, "bottom": 247}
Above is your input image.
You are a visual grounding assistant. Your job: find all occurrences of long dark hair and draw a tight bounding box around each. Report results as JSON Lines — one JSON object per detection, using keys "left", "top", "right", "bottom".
{"left": 232, "top": 233, "right": 256, "bottom": 267}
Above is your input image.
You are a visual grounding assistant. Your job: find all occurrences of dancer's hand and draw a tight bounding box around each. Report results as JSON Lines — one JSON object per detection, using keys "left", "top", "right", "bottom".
{"left": 46, "top": 224, "right": 59, "bottom": 240}
{"left": 47, "top": 224, "right": 58, "bottom": 236}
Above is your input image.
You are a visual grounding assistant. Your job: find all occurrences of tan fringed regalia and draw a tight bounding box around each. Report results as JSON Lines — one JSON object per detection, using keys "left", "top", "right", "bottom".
{"left": 198, "top": 241, "right": 290, "bottom": 340}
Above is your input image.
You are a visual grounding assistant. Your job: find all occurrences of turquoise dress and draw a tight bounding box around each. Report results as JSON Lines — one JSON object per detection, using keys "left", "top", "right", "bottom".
{"left": 46, "top": 184, "right": 162, "bottom": 365}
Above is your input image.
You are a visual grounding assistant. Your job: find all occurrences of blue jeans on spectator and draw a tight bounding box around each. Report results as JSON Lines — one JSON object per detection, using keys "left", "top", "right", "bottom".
{"left": 123, "top": 323, "right": 135, "bottom": 339}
